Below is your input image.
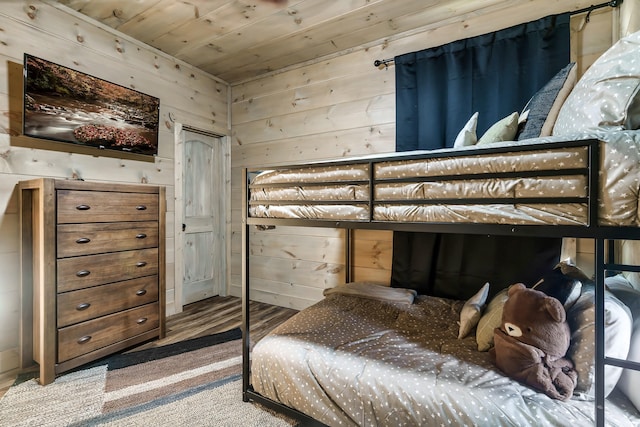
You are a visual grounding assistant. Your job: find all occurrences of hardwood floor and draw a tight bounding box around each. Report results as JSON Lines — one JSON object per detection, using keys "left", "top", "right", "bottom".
{"left": 137, "top": 295, "right": 299, "bottom": 349}
{"left": 0, "top": 296, "right": 298, "bottom": 398}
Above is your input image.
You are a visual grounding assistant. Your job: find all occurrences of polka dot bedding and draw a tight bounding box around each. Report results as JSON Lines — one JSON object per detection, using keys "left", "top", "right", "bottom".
{"left": 249, "top": 130, "right": 640, "bottom": 227}
{"left": 251, "top": 293, "right": 640, "bottom": 426}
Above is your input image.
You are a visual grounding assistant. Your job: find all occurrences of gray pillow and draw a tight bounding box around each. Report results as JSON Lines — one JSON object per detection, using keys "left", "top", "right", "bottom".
{"left": 458, "top": 282, "right": 489, "bottom": 339}
{"left": 532, "top": 260, "right": 586, "bottom": 309}
{"left": 518, "top": 63, "right": 577, "bottom": 140}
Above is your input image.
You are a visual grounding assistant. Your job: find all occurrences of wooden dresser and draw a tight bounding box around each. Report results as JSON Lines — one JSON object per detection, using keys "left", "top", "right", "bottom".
{"left": 19, "top": 179, "right": 166, "bottom": 385}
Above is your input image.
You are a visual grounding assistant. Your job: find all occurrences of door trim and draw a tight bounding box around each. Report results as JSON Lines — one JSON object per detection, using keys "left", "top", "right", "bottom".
{"left": 174, "top": 123, "right": 230, "bottom": 314}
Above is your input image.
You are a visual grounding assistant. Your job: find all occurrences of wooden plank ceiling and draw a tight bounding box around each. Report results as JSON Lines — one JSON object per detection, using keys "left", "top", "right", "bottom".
{"left": 54, "top": 0, "right": 584, "bottom": 84}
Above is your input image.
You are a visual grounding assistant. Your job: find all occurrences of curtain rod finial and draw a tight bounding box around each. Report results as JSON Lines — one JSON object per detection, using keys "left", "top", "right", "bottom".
{"left": 374, "top": 58, "right": 394, "bottom": 69}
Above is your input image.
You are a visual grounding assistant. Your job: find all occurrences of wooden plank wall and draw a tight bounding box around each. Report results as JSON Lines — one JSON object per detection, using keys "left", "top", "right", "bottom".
{"left": 229, "top": 1, "right": 627, "bottom": 310}
{"left": 0, "top": 0, "right": 228, "bottom": 378}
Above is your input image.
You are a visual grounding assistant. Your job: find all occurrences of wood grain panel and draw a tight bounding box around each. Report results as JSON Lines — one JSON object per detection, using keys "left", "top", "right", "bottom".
{"left": 57, "top": 303, "right": 159, "bottom": 362}
{"left": 216, "top": 0, "right": 493, "bottom": 81}
{"left": 57, "top": 222, "right": 158, "bottom": 257}
{"left": 57, "top": 248, "right": 159, "bottom": 292}
{"left": 0, "top": 135, "right": 176, "bottom": 185}
{"left": 352, "top": 232, "right": 393, "bottom": 271}
{"left": 249, "top": 255, "right": 344, "bottom": 288}
{"left": 232, "top": 61, "right": 393, "bottom": 125}
{"left": 57, "top": 191, "right": 159, "bottom": 223}
{"left": 570, "top": 9, "right": 613, "bottom": 76}
{"left": 232, "top": 94, "right": 394, "bottom": 146}
{"left": 249, "top": 231, "right": 345, "bottom": 264}
{"left": 179, "top": 0, "right": 389, "bottom": 74}
{"left": 152, "top": 0, "right": 307, "bottom": 57}
{"left": 229, "top": 123, "right": 395, "bottom": 169}
{"left": 0, "top": 3, "right": 228, "bottom": 91}
{"left": 231, "top": 47, "right": 387, "bottom": 100}
{"left": 352, "top": 266, "right": 392, "bottom": 284}
{"left": 53, "top": 0, "right": 605, "bottom": 83}
{"left": 57, "top": 275, "right": 159, "bottom": 327}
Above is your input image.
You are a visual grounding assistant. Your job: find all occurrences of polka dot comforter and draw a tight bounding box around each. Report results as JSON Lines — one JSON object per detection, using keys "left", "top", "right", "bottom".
{"left": 251, "top": 293, "right": 639, "bottom": 426}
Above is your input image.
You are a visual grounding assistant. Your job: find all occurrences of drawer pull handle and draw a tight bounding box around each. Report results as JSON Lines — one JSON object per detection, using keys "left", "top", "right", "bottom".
{"left": 136, "top": 205, "right": 147, "bottom": 211}
{"left": 75, "top": 237, "right": 91, "bottom": 244}
{"left": 76, "top": 302, "right": 91, "bottom": 311}
{"left": 76, "top": 270, "right": 91, "bottom": 277}
{"left": 136, "top": 261, "right": 147, "bottom": 267}
{"left": 137, "top": 317, "right": 148, "bottom": 325}
{"left": 136, "top": 289, "right": 147, "bottom": 296}
{"left": 76, "top": 204, "right": 91, "bottom": 211}
{"left": 136, "top": 233, "right": 147, "bottom": 239}
{"left": 77, "top": 335, "right": 92, "bottom": 344}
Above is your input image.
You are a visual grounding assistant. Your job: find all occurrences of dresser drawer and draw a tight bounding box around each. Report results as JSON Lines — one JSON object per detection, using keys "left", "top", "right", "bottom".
{"left": 57, "top": 275, "right": 159, "bottom": 327}
{"left": 58, "top": 303, "right": 159, "bottom": 363}
{"left": 57, "top": 248, "right": 159, "bottom": 293}
{"left": 57, "top": 190, "right": 159, "bottom": 223}
{"left": 57, "top": 222, "right": 159, "bottom": 258}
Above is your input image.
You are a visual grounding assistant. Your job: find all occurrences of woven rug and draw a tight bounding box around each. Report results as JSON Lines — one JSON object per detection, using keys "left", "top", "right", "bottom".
{"left": 0, "top": 328, "right": 297, "bottom": 426}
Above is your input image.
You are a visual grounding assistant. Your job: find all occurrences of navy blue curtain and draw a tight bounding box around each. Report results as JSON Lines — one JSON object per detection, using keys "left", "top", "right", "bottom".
{"left": 395, "top": 13, "right": 570, "bottom": 151}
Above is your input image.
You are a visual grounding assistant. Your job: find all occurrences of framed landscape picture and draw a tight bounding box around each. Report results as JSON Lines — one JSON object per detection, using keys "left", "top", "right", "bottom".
{"left": 23, "top": 54, "right": 160, "bottom": 157}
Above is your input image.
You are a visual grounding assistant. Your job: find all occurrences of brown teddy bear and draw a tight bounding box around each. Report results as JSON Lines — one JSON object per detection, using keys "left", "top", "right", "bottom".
{"left": 491, "top": 283, "right": 577, "bottom": 401}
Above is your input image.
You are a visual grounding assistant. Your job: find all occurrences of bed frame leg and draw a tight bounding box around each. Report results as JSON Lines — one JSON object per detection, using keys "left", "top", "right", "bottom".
{"left": 594, "top": 238, "right": 605, "bottom": 427}
{"left": 241, "top": 168, "right": 251, "bottom": 401}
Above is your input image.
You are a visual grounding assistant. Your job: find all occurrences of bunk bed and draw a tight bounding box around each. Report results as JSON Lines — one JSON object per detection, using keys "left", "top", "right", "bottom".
{"left": 241, "top": 31, "right": 640, "bottom": 427}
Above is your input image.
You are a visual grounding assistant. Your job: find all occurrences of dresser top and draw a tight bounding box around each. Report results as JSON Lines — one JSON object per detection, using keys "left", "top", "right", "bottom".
{"left": 19, "top": 178, "right": 161, "bottom": 194}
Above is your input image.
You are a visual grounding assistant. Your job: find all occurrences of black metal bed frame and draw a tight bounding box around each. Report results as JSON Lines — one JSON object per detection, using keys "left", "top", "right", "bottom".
{"left": 241, "top": 139, "right": 640, "bottom": 427}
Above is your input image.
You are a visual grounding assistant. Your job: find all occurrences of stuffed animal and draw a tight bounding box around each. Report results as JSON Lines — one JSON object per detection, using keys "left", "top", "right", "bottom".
{"left": 491, "top": 283, "right": 577, "bottom": 401}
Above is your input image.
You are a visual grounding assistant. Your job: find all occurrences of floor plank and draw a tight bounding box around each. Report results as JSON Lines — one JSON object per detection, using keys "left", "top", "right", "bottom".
{"left": 0, "top": 296, "right": 298, "bottom": 398}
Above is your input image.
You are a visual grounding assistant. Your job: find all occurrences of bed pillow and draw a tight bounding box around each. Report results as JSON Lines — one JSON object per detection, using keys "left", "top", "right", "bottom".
{"left": 453, "top": 112, "right": 479, "bottom": 148}
{"left": 475, "top": 287, "right": 510, "bottom": 351}
{"left": 553, "top": 30, "right": 640, "bottom": 136}
{"left": 518, "top": 63, "right": 577, "bottom": 140}
{"left": 458, "top": 282, "right": 489, "bottom": 339}
{"left": 323, "top": 281, "right": 417, "bottom": 304}
{"left": 606, "top": 283, "right": 640, "bottom": 412}
{"left": 477, "top": 112, "right": 519, "bottom": 144}
{"left": 620, "top": 321, "right": 640, "bottom": 412}
{"left": 566, "top": 287, "right": 632, "bottom": 399}
{"left": 531, "top": 260, "right": 587, "bottom": 310}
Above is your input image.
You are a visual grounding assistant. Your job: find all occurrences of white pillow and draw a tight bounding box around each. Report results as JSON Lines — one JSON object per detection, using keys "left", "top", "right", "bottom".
{"left": 458, "top": 282, "right": 490, "bottom": 339}
{"left": 453, "top": 112, "right": 478, "bottom": 148}
{"left": 606, "top": 284, "right": 640, "bottom": 412}
{"left": 566, "top": 288, "right": 632, "bottom": 399}
{"left": 323, "top": 282, "right": 417, "bottom": 304}
{"left": 553, "top": 30, "right": 640, "bottom": 135}
{"left": 618, "top": 326, "right": 640, "bottom": 412}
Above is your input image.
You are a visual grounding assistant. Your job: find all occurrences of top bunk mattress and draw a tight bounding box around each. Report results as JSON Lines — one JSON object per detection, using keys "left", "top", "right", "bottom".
{"left": 248, "top": 131, "right": 640, "bottom": 228}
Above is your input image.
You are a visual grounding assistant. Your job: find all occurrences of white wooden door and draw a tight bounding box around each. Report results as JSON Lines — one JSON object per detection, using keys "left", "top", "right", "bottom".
{"left": 180, "top": 128, "right": 226, "bottom": 305}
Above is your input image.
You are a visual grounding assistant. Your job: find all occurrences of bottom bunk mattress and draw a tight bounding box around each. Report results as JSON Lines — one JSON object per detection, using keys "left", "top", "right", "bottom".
{"left": 251, "top": 291, "right": 640, "bottom": 426}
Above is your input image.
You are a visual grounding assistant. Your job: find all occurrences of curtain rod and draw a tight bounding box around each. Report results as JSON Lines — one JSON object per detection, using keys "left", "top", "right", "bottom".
{"left": 372, "top": 0, "right": 624, "bottom": 69}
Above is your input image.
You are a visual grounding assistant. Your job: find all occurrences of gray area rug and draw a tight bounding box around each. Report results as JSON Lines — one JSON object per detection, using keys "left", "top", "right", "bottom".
{"left": 0, "top": 328, "right": 296, "bottom": 426}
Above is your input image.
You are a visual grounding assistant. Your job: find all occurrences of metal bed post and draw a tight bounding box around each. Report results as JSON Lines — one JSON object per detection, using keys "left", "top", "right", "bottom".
{"left": 594, "top": 237, "right": 606, "bottom": 427}
{"left": 242, "top": 168, "right": 251, "bottom": 402}
{"left": 345, "top": 228, "right": 352, "bottom": 283}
